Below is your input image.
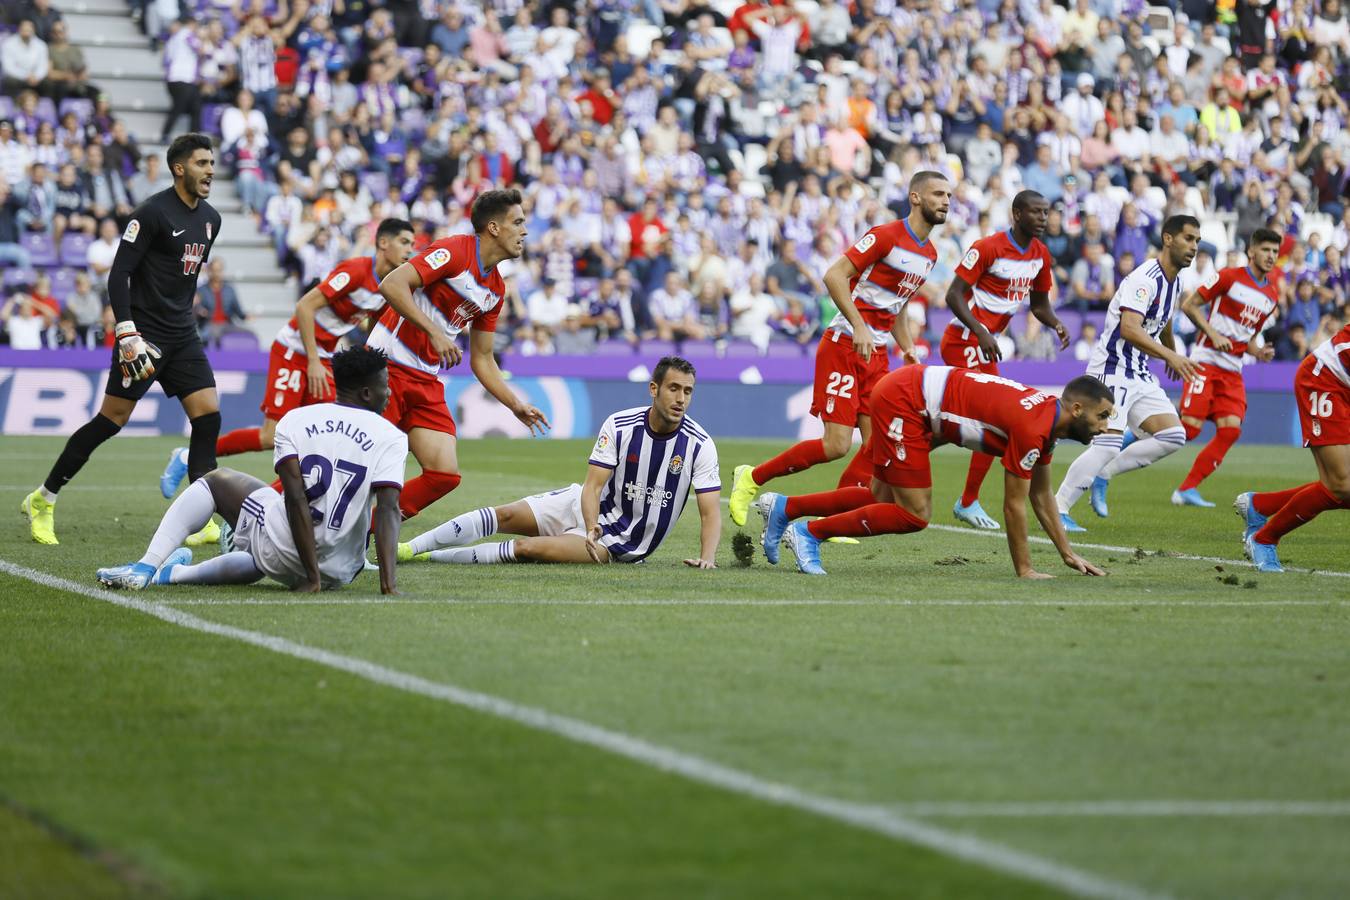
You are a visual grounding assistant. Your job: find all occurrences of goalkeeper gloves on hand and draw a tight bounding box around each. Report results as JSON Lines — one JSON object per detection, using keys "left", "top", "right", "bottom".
{"left": 115, "top": 321, "right": 161, "bottom": 385}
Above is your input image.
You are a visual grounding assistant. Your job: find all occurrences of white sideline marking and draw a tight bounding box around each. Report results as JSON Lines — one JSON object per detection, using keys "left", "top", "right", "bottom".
{"left": 890, "top": 801, "right": 1350, "bottom": 818}
{"left": 157, "top": 597, "right": 1346, "bottom": 608}
{"left": 0, "top": 558, "right": 1159, "bottom": 900}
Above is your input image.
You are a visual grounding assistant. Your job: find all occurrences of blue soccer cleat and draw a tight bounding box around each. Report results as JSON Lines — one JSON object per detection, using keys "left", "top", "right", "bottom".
{"left": 151, "top": 548, "right": 193, "bottom": 585}
{"left": 1119, "top": 430, "right": 1138, "bottom": 452}
{"left": 1234, "top": 492, "right": 1267, "bottom": 550}
{"left": 1171, "top": 488, "right": 1216, "bottom": 508}
{"left": 160, "top": 446, "right": 189, "bottom": 498}
{"left": 953, "top": 498, "right": 1001, "bottom": 530}
{"left": 784, "top": 521, "right": 826, "bottom": 575}
{"left": 1247, "top": 537, "right": 1284, "bottom": 573}
{"left": 755, "top": 492, "right": 790, "bottom": 565}
{"left": 1060, "top": 512, "right": 1087, "bottom": 533}
{"left": 1089, "top": 476, "right": 1110, "bottom": 518}
{"left": 96, "top": 561, "right": 157, "bottom": 590}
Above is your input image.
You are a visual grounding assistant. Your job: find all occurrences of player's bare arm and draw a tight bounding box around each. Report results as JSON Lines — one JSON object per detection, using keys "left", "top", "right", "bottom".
{"left": 1119, "top": 310, "right": 1197, "bottom": 382}
{"left": 1028, "top": 464, "right": 1104, "bottom": 576}
{"left": 1028, "top": 289, "right": 1070, "bottom": 350}
{"left": 684, "top": 489, "right": 721, "bottom": 569}
{"left": 888, "top": 314, "right": 920, "bottom": 365}
{"left": 945, "top": 276, "right": 1000, "bottom": 362}
{"left": 1001, "top": 470, "right": 1047, "bottom": 578}
{"left": 468, "top": 330, "right": 551, "bottom": 435}
{"left": 277, "top": 456, "right": 322, "bottom": 592}
{"left": 378, "top": 263, "right": 462, "bottom": 368}
{"left": 372, "top": 485, "right": 401, "bottom": 595}
{"left": 822, "top": 256, "right": 874, "bottom": 362}
{"left": 581, "top": 463, "right": 611, "bottom": 563}
{"left": 1179, "top": 289, "right": 1232, "bottom": 352}
{"left": 294, "top": 287, "right": 336, "bottom": 398}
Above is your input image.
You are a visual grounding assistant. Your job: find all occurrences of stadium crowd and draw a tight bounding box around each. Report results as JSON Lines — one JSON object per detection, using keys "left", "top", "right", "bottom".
{"left": 2, "top": 0, "right": 1350, "bottom": 362}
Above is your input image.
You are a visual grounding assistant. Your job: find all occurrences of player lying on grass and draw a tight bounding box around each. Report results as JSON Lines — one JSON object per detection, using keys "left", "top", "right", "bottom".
{"left": 755, "top": 366, "right": 1114, "bottom": 578}
{"left": 1236, "top": 319, "right": 1350, "bottom": 573}
{"left": 397, "top": 356, "right": 721, "bottom": 567}
{"left": 97, "top": 346, "right": 406, "bottom": 593}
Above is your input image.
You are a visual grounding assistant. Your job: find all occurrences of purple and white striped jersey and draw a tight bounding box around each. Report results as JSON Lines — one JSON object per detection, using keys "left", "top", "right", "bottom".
{"left": 1088, "top": 258, "right": 1182, "bottom": 382}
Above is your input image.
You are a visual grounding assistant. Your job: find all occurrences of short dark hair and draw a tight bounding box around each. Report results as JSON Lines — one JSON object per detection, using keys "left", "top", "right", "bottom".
{"left": 166, "top": 133, "right": 214, "bottom": 172}
{"left": 1012, "top": 190, "right": 1046, "bottom": 211}
{"left": 331, "top": 345, "right": 388, "bottom": 393}
{"left": 470, "top": 188, "right": 523, "bottom": 232}
{"left": 909, "top": 170, "right": 948, "bottom": 193}
{"left": 1062, "top": 375, "right": 1114, "bottom": 407}
{"left": 375, "top": 218, "right": 413, "bottom": 243}
{"left": 1161, "top": 214, "right": 1200, "bottom": 238}
{"left": 1250, "top": 227, "right": 1282, "bottom": 249}
{"left": 652, "top": 356, "right": 696, "bottom": 387}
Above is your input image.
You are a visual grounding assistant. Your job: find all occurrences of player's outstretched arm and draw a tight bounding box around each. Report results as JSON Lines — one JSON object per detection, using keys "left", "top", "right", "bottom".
{"left": 684, "top": 489, "right": 721, "bottom": 569}
{"left": 277, "top": 456, "right": 322, "bottom": 592}
{"left": 822, "top": 256, "right": 874, "bottom": 361}
{"left": 580, "top": 464, "right": 611, "bottom": 564}
{"left": 294, "top": 286, "right": 336, "bottom": 398}
{"left": 1001, "top": 469, "right": 1048, "bottom": 578}
{"left": 372, "top": 485, "right": 401, "bottom": 595}
{"left": 1119, "top": 310, "right": 1198, "bottom": 382}
{"left": 1179, "top": 289, "right": 1232, "bottom": 352}
{"left": 378, "top": 263, "right": 462, "bottom": 368}
{"left": 1027, "top": 465, "right": 1106, "bottom": 577}
{"left": 1029, "top": 290, "right": 1070, "bottom": 350}
{"left": 469, "top": 330, "right": 550, "bottom": 435}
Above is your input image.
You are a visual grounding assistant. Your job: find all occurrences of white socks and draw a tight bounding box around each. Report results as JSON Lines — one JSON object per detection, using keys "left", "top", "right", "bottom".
{"left": 1099, "top": 426, "right": 1187, "bottom": 479}
{"left": 167, "top": 551, "right": 263, "bottom": 584}
{"left": 139, "top": 479, "right": 214, "bottom": 569}
{"left": 409, "top": 507, "right": 499, "bottom": 555}
{"left": 39, "top": 486, "right": 58, "bottom": 504}
{"left": 428, "top": 540, "right": 517, "bottom": 565}
{"left": 1056, "top": 433, "right": 1123, "bottom": 513}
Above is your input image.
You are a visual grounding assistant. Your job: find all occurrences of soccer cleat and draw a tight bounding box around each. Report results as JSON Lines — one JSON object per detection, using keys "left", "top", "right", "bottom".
{"left": 728, "top": 464, "right": 760, "bottom": 527}
{"left": 755, "top": 492, "right": 790, "bottom": 565}
{"left": 1171, "top": 488, "right": 1215, "bottom": 508}
{"left": 1234, "top": 492, "right": 1267, "bottom": 549}
{"left": 96, "top": 561, "right": 157, "bottom": 590}
{"left": 953, "top": 498, "right": 1001, "bottom": 530}
{"left": 822, "top": 527, "right": 860, "bottom": 545}
{"left": 1060, "top": 512, "right": 1087, "bottom": 533}
{"left": 784, "top": 521, "right": 826, "bottom": 575}
{"left": 1089, "top": 476, "right": 1110, "bottom": 518}
{"left": 20, "top": 489, "right": 58, "bottom": 545}
{"left": 219, "top": 517, "right": 235, "bottom": 553}
{"left": 396, "top": 542, "right": 430, "bottom": 562}
{"left": 185, "top": 517, "right": 221, "bottom": 547}
{"left": 159, "top": 447, "right": 189, "bottom": 498}
{"left": 1247, "top": 537, "right": 1284, "bottom": 573}
{"left": 151, "top": 548, "right": 193, "bottom": 585}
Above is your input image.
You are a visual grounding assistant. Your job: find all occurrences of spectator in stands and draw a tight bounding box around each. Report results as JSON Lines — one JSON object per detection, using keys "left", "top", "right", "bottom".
{"left": 194, "top": 258, "right": 249, "bottom": 346}
{"left": 650, "top": 271, "right": 705, "bottom": 341}
{"left": 264, "top": 176, "right": 303, "bottom": 266}
{"left": 554, "top": 304, "right": 595, "bottom": 355}
{"left": 0, "top": 179, "right": 30, "bottom": 268}
{"left": 81, "top": 143, "right": 131, "bottom": 223}
{"left": 128, "top": 153, "right": 171, "bottom": 204}
{"left": 729, "top": 272, "right": 778, "bottom": 352}
{"left": 51, "top": 162, "right": 94, "bottom": 246}
{"left": 234, "top": 14, "right": 283, "bottom": 114}
{"left": 161, "top": 18, "right": 204, "bottom": 141}
{"left": 86, "top": 216, "right": 118, "bottom": 288}
{"left": 221, "top": 89, "right": 269, "bottom": 150}
{"left": 526, "top": 276, "right": 570, "bottom": 337}
{"left": 1070, "top": 241, "right": 1116, "bottom": 313}
{"left": 1073, "top": 323, "right": 1098, "bottom": 363}
{"left": 1, "top": 20, "right": 49, "bottom": 98}
{"left": 1, "top": 284, "right": 53, "bottom": 350}
{"left": 45, "top": 20, "right": 91, "bottom": 101}
{"left": 65, "top": 270, "right": 103, "bottom": 344}
{"left": 16, "top": 160, "right": 55, "bottom": 235}
{"left": 104, "top": 122, "right": 141, "bottom": 182}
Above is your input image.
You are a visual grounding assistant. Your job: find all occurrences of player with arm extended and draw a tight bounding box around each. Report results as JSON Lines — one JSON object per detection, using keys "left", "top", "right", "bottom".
{"left": 941, "top": 190, "right": 1069, "bottom": 530}
{"left": 96, "top": 346, "right": 407, "bottom": 593}
{"left": 1171, "top": 228, "right": 1282, "bottom": 507}
{"left": 400, "top": 357, "right": 721, "bottom": 567}
{"left": 726, "top": 172, "right": 950, "bottom": 525}
{"left": 1236, "top": 321, "right": 1350, "bottom": 572}
{"left": 755, "top": 366, "right": 1112, "bottom": 578}
{"left": 1054, "top": 215, "right": 1202, "bottom": 532}
{"left": 22, "top": 133, "right": 223, "bottom": 546}
{"left": 368, "top": 188, "right": 550, "bottom": 521}
{"left": 212, "top": 218, "right": 415, "bottom": 459}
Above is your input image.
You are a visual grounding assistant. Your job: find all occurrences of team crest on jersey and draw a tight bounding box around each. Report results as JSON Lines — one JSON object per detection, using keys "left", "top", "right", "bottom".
{"left": 424, "top": 248, "right": 452, "bottom": 270}
{"left": 961, "top": 247, "right": 979, "bottom": 269}
{"left": 853, "top": 233, "right": 877, "bottom": 254}
{"left": 826, "top": 397, "right": 835, "bottom": 414}
{"left": 669, "top": 454, "right": 684, "bottom": 475}
{"left": 1313, "top": 420, "right": 1322, "bottom": 437}
{"left": 122, "top": 219, "right": 140, "bottom": 243}
{"left": 1020, "top": 449, "right": 1041, "bottom": 470}
{"left": 329, "top": 271, "right": 351, "bottom": 292}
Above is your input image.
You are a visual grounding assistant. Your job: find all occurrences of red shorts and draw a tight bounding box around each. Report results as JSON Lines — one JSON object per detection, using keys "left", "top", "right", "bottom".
{"left": 1180, "top": 363, "right": 1247, "bottom": 422}
{"left": 383, "top": 362, "right": 457, "bottom": 435}
{"left": 866, "top": 366, "right": 934, "bottom": 488}
{"left": 809, "top": 331, "right": 890, "bottom": 425}
{"left": 939, "top": 325, "right": 1000, "bottom": 375}
{"left": 261, "top": 343, "right": 333, "bottom": 419}
{"left": 1296, "top": 355, "right": 1350, "bottom": 447}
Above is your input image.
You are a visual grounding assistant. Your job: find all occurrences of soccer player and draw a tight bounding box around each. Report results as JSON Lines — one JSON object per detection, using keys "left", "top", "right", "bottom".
{"left": 754, "top": 366, "right": 1112, "bottom": 578}
{"left": 211, "top": 217, "right": 415, "bottom": 459}
{"left": 1236, "top": 321, "right": 1350, "bottom": 572}
{"left": 21, "top": 133, "right": 223, "bottom": 546}
{"left": 1171, "top": 228, "right": 1282, "bottom": 506}
{"left": 369, "top": 188, "right": 550, "bottom": 520}
{"left": 1054, "top": 215, "right": 1202, "bottom": 532}
{"left": 400, "top": 357, "right": 720, "bottom": 566}
{"left": 941, "top": 190, "right": 1068, "bottom": 530}
{"left": 727, "top": 171, "right": 950, "bottom": 526}
{"left": 96, "top": 346, "right": 406, "bottom": 593}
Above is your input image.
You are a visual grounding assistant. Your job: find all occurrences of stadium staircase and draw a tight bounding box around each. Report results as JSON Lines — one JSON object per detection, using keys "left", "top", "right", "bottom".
{"left": 64, "top": 0, "right": 294, "bottom": 343}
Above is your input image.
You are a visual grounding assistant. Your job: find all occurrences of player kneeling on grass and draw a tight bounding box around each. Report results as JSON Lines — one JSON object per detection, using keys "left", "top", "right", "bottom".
{"left": 399, "top": 357, "right": 722, "bottom": 568}
{"left": 755, "top": 366, "right": 1114, "bottom": 578}
{"left": 97, "top": 347, "right": 407, "bottom": 593}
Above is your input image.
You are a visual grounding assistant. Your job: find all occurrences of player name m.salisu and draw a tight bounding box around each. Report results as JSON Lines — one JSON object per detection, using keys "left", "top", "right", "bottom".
{"left": 305, "top": 419, "right": 377, "bottom": 451}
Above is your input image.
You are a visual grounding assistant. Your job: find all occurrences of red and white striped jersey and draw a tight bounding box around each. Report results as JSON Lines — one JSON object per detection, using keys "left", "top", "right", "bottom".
{"left": 917, "top": 365, "right": 1058, "bottom": 479}
{"left": 834, "top": 218, "right": 938, "bottom": 346}
{"left": 946, "top": 230, "right": 1054, "bottom": 337}
{"left": 1191, "top": 266, "right": 1280, "bottom": 372}
{"left": 274, "top": 255, "right": 385, "bottom": 358}
{"left": 366, "top": 235, "right": 506, "bottom": 375}
{"left": 1312, "top": 322, "right": 1350, "bottom": 389}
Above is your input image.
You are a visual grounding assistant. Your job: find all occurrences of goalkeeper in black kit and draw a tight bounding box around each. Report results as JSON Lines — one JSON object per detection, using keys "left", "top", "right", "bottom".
{"left": 21, "top": 133, "right": 225, "bottom": 546}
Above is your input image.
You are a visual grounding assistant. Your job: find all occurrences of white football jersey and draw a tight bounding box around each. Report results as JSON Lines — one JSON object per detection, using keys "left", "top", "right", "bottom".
{"left": 1088, "top": 258, "right": 1183, "bottom": 382}
{"left": 266, "top": 402, "right": 408, "bottom": 585}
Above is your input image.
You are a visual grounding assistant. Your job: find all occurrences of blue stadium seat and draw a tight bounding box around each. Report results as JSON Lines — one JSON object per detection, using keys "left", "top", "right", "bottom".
{"left": 60, "top": 232, "right": 92, "bottom": 267}
{"left": 48, "top": 267, "right": 77, "bottom": 302}
{"left": 21, "top": 233, "right": 59, "bottom": 268}
{"left": 2, "top": 268, "right": 35, "bottom": 290}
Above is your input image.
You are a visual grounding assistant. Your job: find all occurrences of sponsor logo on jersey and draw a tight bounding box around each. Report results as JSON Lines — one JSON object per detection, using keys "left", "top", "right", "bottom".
{"left": 328, "top": 271, "right": 351, "bottom": 292}
{"left": 624, "top": 482, "right": 673, "bottom": 507}
{"left": 668, "top": 454, "right": 683, "bottom": 475}
{"left": 424, "top": 247, "right": 452, "bottom": 270}
{"left": 853, "top": 233, "right": 877, "bottom": 254}
{"left": 122, "top": 219, "right": 140, "bottom": 243}
{"left": 826, "top": 396, "right": 835, "bottom": 414}
{"left": 181, "top": 242, "right": 206, "bottom": 276}
{"left": 1020, "top": 449, "right": 1041, "bottom": 470}
{"left": 961, "top": 247, "right": 979, "bottom": 269}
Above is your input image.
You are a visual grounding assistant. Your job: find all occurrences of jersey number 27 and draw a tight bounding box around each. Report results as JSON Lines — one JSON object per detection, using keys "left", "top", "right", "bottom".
{"left": 300, "top": 454, "right": 368, "bottom": 530}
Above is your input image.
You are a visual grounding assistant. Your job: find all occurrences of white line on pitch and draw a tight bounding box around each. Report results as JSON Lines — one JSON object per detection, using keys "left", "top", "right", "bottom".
{"left": 155, "top": 597, "right": 1346, "bottom": 608}
{"left": 0, "top": 484, "right": 150, "bottom": 491}
{"left": 0, "top": 558, "right": 1160, "bottom": 900}
{"left": 890, "top": 800, "right": 1350, "bottom": 818}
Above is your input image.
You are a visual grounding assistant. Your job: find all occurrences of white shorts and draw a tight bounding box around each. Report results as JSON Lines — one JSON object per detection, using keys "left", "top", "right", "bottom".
{"left": 231, "top": 486, "right": 326, "bottom": 589}
{"left": 523, "top": 483, "right": 586, "bottom": 538}
{"left": 1091, "top": 372, "right": 1176, "bottom": 433}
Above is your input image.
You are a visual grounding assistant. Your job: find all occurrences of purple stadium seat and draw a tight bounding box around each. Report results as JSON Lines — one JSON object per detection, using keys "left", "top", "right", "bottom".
{"left": 722, "top": 340, "right": 761, "bottom": 358}
{"left": 399, "top": 47, "right": 424, "bottom": 70}
{"left": 639, "top": 339, "right": 678, "bottom": 358}
{"left": 60, "top": 232, "right": 92, "bottom": 267}
{"left": 2, "top": 268, "right": 36, "bottom": 289}
{"left": 201, "top": 104, "right": 225, "bottom": 136}
{"left": 58, "top": 98, "right": 94, "bottom": 123}
{"left": 678, "top": 341, "right": 718, "bottom": 358}
{"left": 21, "top": 233, "right": 59, "bottom": 267}
{"left": 766, "top": 341, "right": 808, "bottom": 359}
{"left": 48, "top": 267, "right": 77, "bottom": 302}
{"left": 593, "top": 340, "right": 637, "bottom": 356}
{"left": 35, "top": 97, "right": 57, "bottom": 125}
{"left": 360, "top": 171, "right": 389, "bottom": 199}
{"left": 217, "top": 330, "right": 261, "bottom": 352}
{"left": 0, "top": 97, "right": 15, "bottom": 121}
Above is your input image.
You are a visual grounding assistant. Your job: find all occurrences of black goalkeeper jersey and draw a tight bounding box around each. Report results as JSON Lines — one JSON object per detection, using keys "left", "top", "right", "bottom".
{"left": 108, "top": 187, "right": 223, "bottom": 343}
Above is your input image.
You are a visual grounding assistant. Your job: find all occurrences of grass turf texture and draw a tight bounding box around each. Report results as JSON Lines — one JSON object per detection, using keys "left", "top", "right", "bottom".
{"left": 2, "top": 435, "right": 1348, "bottom": 899}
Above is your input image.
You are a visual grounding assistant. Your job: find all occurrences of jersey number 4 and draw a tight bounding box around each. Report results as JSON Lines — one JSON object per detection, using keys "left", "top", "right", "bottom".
{"left": 825, "top": 372, "right": 855, "bottom": 398}
{"left": 300, "top": 454, "right": 368, "bottom": 530}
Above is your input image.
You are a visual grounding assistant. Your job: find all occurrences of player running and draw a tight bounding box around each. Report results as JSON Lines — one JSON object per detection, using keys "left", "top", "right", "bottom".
{"left": 22, "top": 134, "right": 222, "bottom": 546}
{"left": 210, "top": 217, "right": 415, "bottom": 460}
{"left": 942, "top": 190, "right": 1068, "bottom": 530}
{"left": 754, "top": 366, "right": 1113, "bottom": 578}
{"left": 398, "top": 357, "right": 720, "bottom": 567}
{"left": 1236, "top": 321, "right": 1350, "bottom": 572}
{"left": 96, "top": 346, "right": 406, "bottom": 592}
{"left": 1171, "top": 229, "right": 1282, "bottom": 506}
{"left": 1054, "top": 215, "right": 1202, "bottom": 532}
{"left": 728, "top": 171, "right": 949, "bottom": 525}
{"left": 369, "top": 188, "right": 550, "bottom": 520}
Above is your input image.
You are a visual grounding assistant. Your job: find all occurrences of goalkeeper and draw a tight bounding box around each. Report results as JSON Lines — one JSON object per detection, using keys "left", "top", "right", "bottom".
{"left": 21, "top": 133, "right": 225, "bottom": 546}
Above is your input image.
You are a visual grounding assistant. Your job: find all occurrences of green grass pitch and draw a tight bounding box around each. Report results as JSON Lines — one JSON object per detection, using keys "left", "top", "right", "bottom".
{"left": 2, "top": 434, "right": 1348, "bottom": 900}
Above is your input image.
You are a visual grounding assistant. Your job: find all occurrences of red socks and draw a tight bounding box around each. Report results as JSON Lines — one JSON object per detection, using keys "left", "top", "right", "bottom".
{"left": 785, "top": 486, "right": 874, "bottom": 519}
{"left": 836, "top": 444, "right": 874, "bottom": 488}
{"left": 217, "top": 427, "right": 263, "bottom": 456}
{"left": 399, "top": 470, "right": 462, "bottom": 519}
{"left": 1182, "top": 421, "right": 1203, "bottom": 441}
{"left": 753, "top": 439, "right": 829, "bottom": 486}
{"left": 960, "top": 453, "right": 995, "bottom": 507}
{"left": 1252, "top": 485, "right": 1305, "bottom": 516}
{"left": 1253, "top": 481, "right": 1348, "bottom": 545}
{"left": 807, "top": 503, "right": 927, "bottom": 540}
{"left": 1179, "top": 427, "right": 1240, "bottom": 491}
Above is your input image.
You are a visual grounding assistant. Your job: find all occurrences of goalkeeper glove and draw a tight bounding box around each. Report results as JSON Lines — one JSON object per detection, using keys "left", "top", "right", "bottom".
{"left": 115, "top": 321, "right": 161, "bottom": 384}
